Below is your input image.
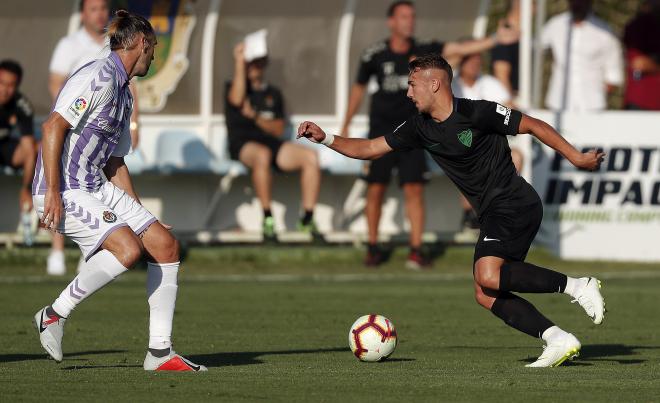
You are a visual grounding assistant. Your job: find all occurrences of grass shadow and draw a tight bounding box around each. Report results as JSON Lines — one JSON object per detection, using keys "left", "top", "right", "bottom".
{"left": 0, "top": 349, "right": 127, "bottom": 364}
{"left": 61, "top": 364, "right": 142, "bottom": 370}
{"left": 188, "top": 347, "right": 348, "bottom": 368}
{"left": 520, "top": 344, "right": 659, "bottom": 365}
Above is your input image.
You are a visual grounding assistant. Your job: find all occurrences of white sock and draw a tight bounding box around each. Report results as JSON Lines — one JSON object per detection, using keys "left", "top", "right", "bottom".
{"left": 146, "top": 261, "right": 179, "bottom": 350}
{"left": 563, "top": 277, "right": 584, "bottom": 297}
{"left": 541, "top": 325, "right": 568, "bottom": 343}
{"left": 51, "top": 250, "right": 128, "bottom": 318}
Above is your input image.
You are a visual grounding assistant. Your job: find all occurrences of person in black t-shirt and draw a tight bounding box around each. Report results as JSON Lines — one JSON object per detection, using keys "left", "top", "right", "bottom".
{"left": 339, "top": 0, "right": 520, "bottom": 269}
{"left": 0, "top": 60, "right": 36, "bottom": 212}
{"left": 299, "top": 54, "right": 606, "bottom": 368}
{"left": 225, "top": 43, "right": 321, "bottom": 240}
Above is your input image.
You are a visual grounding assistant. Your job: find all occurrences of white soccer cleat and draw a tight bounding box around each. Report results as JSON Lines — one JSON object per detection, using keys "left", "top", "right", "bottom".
{"left": 143, "top": 350, "right": 208, "bottom": 372}
{"left": 571, "top": 277, "right": 605, "bottom": 324}
{"left": 526, "top": 333, "right": 581, "bottom": 368}
{"left": 33, "top": 306, "right": 66, "bottom": 363}
{"left": 46, "top": 251, "right": 66, "bottom": 276}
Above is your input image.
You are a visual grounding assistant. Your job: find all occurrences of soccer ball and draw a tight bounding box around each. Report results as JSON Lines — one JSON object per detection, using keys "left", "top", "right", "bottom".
{"left": 348, "top": 314, "right": 397, "bottom": 362}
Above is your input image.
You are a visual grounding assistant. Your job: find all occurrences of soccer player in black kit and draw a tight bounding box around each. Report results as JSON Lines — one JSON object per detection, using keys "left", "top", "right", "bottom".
{"left": 299, "top": 54, "right": 606, "bottom": 368}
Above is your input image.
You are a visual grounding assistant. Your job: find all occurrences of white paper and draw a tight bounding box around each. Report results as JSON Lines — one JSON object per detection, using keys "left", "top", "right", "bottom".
{"left": 244, "top": 29, "right": 268, "bottom": 62}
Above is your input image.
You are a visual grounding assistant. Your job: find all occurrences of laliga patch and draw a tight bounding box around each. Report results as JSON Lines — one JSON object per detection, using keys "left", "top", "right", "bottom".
{"left": 102, "top": 210, "right": 117, "bottom": 223}
{"left": 68, "top": 96, "right": 89, "bottom": 118}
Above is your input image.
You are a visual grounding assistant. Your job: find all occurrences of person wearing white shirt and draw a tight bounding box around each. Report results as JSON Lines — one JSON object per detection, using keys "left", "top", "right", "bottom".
{"left": 541, "top": 0, "right": 623, "bottom": 112}
{"left": 46, "top": 0, "right": 140, "bottom": 275}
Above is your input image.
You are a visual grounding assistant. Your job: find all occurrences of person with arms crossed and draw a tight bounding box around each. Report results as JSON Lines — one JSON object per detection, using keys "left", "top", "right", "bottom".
{"left": 33, "top": 10, "right": 205, "bottom": 372}
{"left": 225, "top": 42, "right": 321, "bottom": 240}
{"left": 299, "top": 54, "right": 605, "bottom": 367}
{"left": 47, "top": 0, "right": 142, "bottom": 274}
{"left": 340, "top": 0, "right": 519, "bottom": 268}
{"left": 0, "top": 60, "right": 37, "bottom": 216}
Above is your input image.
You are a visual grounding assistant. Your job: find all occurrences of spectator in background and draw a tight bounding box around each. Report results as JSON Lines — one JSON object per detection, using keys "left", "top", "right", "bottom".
{"left": 47, "top": 0, "right": 141, "bottom": 274}
{"left": 225, "top": 43, "right": 321, "bottom": 240}
{"left": 452, "top": 51, "right": 523, "bottom": 230}
{"left": 541, "top": 0, "right": 623, "bottom": 112}
{"left": 340, "top": 0, "right": 519, "bottom": 269}
{"left": 623, "top": 0, "right": 660, "bottom": 110}
{"left": 0, "top": 60, "right": 36, "bottom": 213}
{"left": 491, "top": 0, "right": 521, "bottom": 98}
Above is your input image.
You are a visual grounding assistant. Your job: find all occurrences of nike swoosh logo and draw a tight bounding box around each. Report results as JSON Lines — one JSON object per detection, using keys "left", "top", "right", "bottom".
{"left": 39, "top": 311, "right": 48, "bottom": 333}
{"left": 483, "top": 236, "right": 500, "bottom": 242}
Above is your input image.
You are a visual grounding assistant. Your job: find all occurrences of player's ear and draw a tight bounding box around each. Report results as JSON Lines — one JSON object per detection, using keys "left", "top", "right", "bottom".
{"left": 431, "top": 78, "right": 440, "bottom": 93}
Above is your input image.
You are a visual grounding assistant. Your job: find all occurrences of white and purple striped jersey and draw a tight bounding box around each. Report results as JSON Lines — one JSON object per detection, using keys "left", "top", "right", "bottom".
{"left": 32, "top": 51, "right": 132, "bottom": 195}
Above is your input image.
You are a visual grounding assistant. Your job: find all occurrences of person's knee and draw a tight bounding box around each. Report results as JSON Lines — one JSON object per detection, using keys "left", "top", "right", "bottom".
{"left": 474, "top": 263, "right": 500, "bottom": 290}
{"left": 474, "top": 289, "right": 491, "bottom": 309}
{"left": 160, "top": 234, "right": 180, "bottom": 262}
{"left": 304, "top": 149, "right": 319, "bottom": 169}
{"left": 254, "top": 148, "right": 272, "bottom": 168}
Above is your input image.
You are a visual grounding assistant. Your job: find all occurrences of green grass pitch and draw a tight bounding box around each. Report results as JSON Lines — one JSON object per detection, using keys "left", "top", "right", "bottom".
{"left": 1, "top": 246, "right": 659, "bottom": 402}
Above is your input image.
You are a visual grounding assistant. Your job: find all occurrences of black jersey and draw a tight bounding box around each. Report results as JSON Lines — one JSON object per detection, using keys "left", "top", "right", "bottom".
{"left": 0, "top": 92, "right": 34, "bottom": 141}
{"left": 224, "top": 81, "right": 285, "bottom": 141}
{"left": 356, "top": 38, "right": 444, "bottom": 136}
{"left": 384, "top": 98, "right": 538, "bottom": 215}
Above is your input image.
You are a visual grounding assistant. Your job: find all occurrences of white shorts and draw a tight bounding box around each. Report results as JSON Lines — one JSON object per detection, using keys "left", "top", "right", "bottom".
{"left": 34, "top": 181, "right": 156, "bottom": 260}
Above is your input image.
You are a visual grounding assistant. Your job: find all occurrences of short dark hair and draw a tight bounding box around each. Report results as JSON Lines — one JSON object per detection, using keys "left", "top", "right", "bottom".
{"left": 0, "top": 60, "right": 23, "bottom": 85}
{"left": 387, "top": 1, "right": 414, "bottom": 17}
{"left": 107, "top": 9, "right": 155, "bottom": 50}
{"left": 408, "top": 53, "right": 453, "bottom": 83}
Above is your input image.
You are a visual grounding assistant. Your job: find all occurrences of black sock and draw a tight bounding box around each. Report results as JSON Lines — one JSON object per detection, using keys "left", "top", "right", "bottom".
{"left": 490, "top": 292, "right": 554, "bottom": 338}
{"left": 410, "top": 246, "right": 420, "bottom": 255}
{"left": 368, "top": 243, "right": 379, "bottom": 255}
{"left": 263, "top": 209, "right": 272, "bottom": 218}
{"left": 46, "top": 306, "right": 64, "bottom": 319}
{"left": 301, "top": 210, "right": 313, "bottom": 225}
{"left": 149, "top": 347, "right": 171, "bottom": 358}
{"left": 499, "top": 261, "right": 568, "bottom": 293}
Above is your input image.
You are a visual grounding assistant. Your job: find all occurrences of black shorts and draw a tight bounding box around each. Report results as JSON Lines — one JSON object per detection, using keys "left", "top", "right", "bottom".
{"left": 364, "top": 147, "right": 429, "bottom": 186}
{"left": 473, "top": 200, "right": 543, "bottom": 264}
{"left": 228, "top": 132, "right": 284, "bottom": 170}
{"left": 0, "top": 138, "right": 19, "bottom": 167}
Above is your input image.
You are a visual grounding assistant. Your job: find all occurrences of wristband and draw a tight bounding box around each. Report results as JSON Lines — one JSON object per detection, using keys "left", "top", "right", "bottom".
{"left": 321, "top": 133, "right": 335, "bottom": 146}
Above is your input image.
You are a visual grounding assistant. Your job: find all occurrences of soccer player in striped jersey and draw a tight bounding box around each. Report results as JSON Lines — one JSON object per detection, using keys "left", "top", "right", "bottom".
{"left": 32, "top": 10, "right": 206, "bottom": 372}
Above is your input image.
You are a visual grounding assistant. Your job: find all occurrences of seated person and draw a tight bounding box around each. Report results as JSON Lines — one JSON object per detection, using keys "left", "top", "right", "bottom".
{"left": 225, "top": 43, "right": 321, "bottom": 239}
{"left": 0, "top": 60, "right": 36, "bottom": 213}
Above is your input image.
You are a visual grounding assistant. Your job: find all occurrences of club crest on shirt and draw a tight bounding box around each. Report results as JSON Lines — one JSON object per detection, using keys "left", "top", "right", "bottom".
{"left": 457, "top": 129, "right": 473, "bottom": 147}
{"left": 102, "top": 211, "right": 117, "bottom": 223}
{"left": 68, "top": 96, "right": 89, "bottom": 118}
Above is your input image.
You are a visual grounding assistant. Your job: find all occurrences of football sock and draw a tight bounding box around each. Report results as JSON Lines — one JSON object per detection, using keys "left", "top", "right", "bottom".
{"left": 51, "top": 250, "right": 128, "bottom": 318}
{"left": 562, "top": 277, "right": 583, "bottom": 298}
{"left": 499, "top": 261, "right": 567, "bottom": 293}
{"left": 409, "top": 247, "right": 420, "bottom": 255}
{"left": 263, "top": 209, "right": 272, "bottom": 218}
{"left": 301, "top": 210, "right": 314, "bottom": 225}
{"left": 146, "top": 261, "right": 179, "bottom": 351}
{"left": 368, "top": 243, "right": 379, "bottom": 255}
{"left": 490, "top": 292, "right": 555, "bottom": 338}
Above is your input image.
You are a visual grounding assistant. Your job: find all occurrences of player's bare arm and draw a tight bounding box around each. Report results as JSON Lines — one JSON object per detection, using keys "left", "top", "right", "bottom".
{"left": 241, "top": 101, "right": 284, "bottom": 137}
{"left": 297, "top": 121, "right": 392, "bottom": 160}
{"left": 339, "top": 83, "right": 367, "bottom": 137}
{"left": 40, "top": 112, "right": 71, "bottom": 230}
{"left": 227, "top": 42, "right": 247, "bottom": 108}
{"left": 442, "top": 22, "right": 519, "bottom": 58}
{"left": 103, "top": 156, "right": 141, "bottom": 203}
{"left": 518, "top": 114, "right": 605, "bottom": 171}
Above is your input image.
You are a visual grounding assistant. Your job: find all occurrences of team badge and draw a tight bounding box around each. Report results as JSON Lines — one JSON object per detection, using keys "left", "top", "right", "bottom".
{"left": 68, "top": 96, "right": 89, "bottom": 118}
{"left": 457, "top": 129, "right": 473, "bottom": 148}
{"left": 113, "top": 0, "right": 197, "bottom": 112}
{"left": 102, "top": 211, "right": 117, "bottom": 223}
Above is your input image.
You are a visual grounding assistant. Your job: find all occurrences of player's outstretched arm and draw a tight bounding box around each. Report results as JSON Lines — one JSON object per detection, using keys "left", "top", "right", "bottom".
{"left": 518, "top": 114, "right": 605, "bottom": 171}
{"left": 297, "top": 121, "right": 392, "bottom": 160}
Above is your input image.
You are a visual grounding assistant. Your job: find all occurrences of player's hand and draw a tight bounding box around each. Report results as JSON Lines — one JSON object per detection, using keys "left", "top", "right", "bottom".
{"left": 297, "top": 121, "right": 327, "bottom": 144}
{"left": 42, "top": 189, "right": 63, "bottom": 232}
{"left": 233, "top": 42, "right": 246, "bottom": 63}
{"left": 20, "top": 188, "right": 33, "bottom": 212}
{"left": 495, "top": 21, "right": 519, "bottom": 45}
{"left": 241, "top": 101, "right": 257, "bottom": 120}
{"left": 574, "top": 149, "right": 606, "bottom": 171}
